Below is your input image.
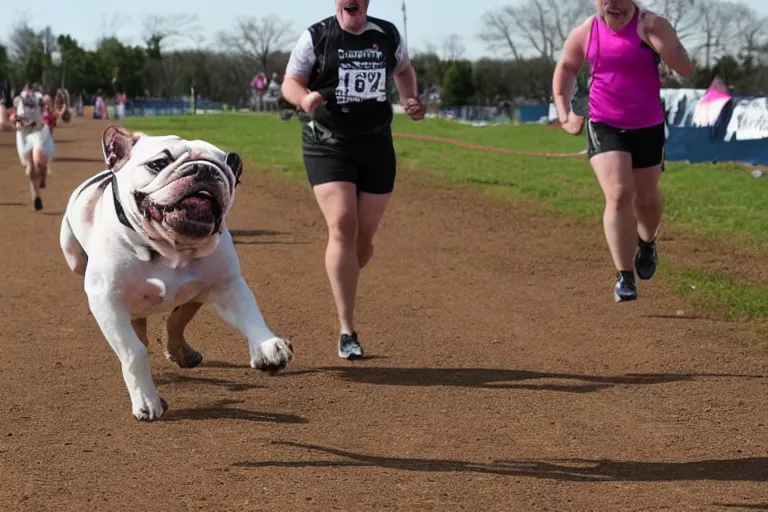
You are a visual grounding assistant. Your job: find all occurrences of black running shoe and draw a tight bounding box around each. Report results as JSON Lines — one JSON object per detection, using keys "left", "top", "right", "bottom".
{"left": 338, "top": 332, "right": 364, "bottom": 359}
{"left": 635, "top": 237, "right": 658, "bottom": 280}
{"left": 614, "top": 271, "right": 637, "bottom": 302}
{"left": 33, "top": 197, "right": 43, "bottom": 211}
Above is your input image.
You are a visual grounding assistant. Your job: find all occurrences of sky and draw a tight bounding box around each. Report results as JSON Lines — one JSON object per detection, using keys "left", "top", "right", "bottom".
{"left": 2, "top": 0, "right": 767, "bottom": 61}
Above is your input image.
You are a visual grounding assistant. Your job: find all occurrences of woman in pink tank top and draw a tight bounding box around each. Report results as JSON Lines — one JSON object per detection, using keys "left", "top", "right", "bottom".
{"left": 552, "top": 0, "right": 692, "bottom": 303}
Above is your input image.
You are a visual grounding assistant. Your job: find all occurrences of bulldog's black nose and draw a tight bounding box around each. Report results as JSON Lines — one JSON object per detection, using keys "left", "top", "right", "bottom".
{"left": 193, "top": 163, "right": 219, "bottom": 180}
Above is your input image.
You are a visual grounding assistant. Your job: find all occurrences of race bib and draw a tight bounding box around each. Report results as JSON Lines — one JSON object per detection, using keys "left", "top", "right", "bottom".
{"left": 336, "top": 67, "right": 387, "bottom": 104}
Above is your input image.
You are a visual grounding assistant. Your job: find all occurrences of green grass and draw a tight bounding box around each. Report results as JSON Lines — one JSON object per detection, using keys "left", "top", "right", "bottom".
{"left": 392, "top": 116, "right": 588, "bottom": 153}
{"left": 124, "top": 113, "right": 768, "bottom": 322}
{"left": 671, "top": 267, "right": 768, "bottom": 321}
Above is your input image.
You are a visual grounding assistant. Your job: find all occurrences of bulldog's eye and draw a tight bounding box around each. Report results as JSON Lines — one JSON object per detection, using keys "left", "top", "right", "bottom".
{"left": 145, "top": 151, "right": 174, "bottom": 173}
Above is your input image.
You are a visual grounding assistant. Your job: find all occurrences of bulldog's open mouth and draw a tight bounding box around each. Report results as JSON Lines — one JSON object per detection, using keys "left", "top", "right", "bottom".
{"left": 134, "top": 163, "right": 227, "bottom": 239}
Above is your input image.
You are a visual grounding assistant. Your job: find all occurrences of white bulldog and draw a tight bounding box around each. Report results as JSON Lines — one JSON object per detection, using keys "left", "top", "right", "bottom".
{"left": 59, "top": 125, "right": 293, "bottom": 421}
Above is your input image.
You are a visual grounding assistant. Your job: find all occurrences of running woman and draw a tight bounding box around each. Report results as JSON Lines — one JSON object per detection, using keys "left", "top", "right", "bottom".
{"left": 552, "top": 0, "right": 693, "bottom": 302}
{"left": 12, "top": 84, "right": 55, "bottom": 211}
{"left": 281, "top": 0, "right": 425, "bottom": 359}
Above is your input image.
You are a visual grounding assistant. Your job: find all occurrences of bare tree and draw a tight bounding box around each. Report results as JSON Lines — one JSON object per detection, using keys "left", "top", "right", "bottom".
{"left": 97, "top": 12, "right": 133, "bottom": 44}
{"left": 138, "top": 14, "right": 200, "bottom": 98}
{"left": 442, "top": 34, "right": 466, "bottom": 61}
{"left": 217, "top": 16, "right": 293, "bottom": 73}
{"left": 726, "top": 4, "right": 768, "bottom": 61}
{"left": 423, "top": 43, "right": 440, "bottom": 56}
{"left": 477, "top": 8, "right": 522, "bottom": 61}
{"left": 689, "top": 0, "right": 738, "bottom": 67}
{"left": 644, "top": 0, "right": 700, "bottom": 44}
{"left": 8, "top": 19, "right": 39, "bottom": 63}
{"left": 478, "top": 0, "right": 593, "bottom": 62}
{"left": 142, "top": 14, "right": 200, "bottom": 56}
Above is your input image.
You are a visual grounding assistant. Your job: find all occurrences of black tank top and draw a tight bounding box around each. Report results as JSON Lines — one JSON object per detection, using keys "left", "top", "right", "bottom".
{"left": 288, "top": 15, "right": 405, "bottom": 137}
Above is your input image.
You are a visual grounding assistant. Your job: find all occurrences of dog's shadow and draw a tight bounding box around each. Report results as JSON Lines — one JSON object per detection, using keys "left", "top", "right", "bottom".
{"left": 229, "top": 229, "right": 286, "bottom": 237}
{"left": 53, "top": 156, "right": 105, "bottom": 163}
{"left": 229, "top": 229, "right": 310, "bottom": 246}
{"left": 155, "top": 373, "right": 263, "bottom": 392}
{"left": 163, "top": 399, "right": 307, "bottom": 423}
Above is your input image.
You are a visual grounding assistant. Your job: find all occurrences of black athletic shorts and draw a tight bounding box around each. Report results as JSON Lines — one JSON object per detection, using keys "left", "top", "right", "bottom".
{"left": 586, "top": 120, "right": 666, "bottom": 170}
{"left": 301, "top": 122, "right": 397, "bottom": 194}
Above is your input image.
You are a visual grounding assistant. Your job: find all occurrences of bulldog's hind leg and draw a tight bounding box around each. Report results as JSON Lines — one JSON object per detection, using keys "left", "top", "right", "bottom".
{"left": 59, "top": 216, "right": 87, "bottom": 275}
{"left": 209, "top": 277, "right": 293, "bottom": 374}
{"left": 165, "top": 302, "right": 204, "bottom": 369}
{"left": 132, "top": 318, "right": 149, "bottom": 347}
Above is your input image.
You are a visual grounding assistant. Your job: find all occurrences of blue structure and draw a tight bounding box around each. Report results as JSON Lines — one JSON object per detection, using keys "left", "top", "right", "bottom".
{"left": 661, "top": 91, "right": 768, "bottom": 167}
{"left": 518, "top": 104, "right": 549, "bottom": 123}
{"left": 123, "top": 99, "right": 225, "bottom": 117}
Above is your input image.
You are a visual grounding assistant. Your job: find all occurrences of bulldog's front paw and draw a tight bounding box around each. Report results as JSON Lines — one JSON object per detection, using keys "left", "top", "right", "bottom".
{"left": 251, "top": 337, "right": 293, "bottom": 375}
{"left": 131, "top": 392, "right": 168, "bottom": 421}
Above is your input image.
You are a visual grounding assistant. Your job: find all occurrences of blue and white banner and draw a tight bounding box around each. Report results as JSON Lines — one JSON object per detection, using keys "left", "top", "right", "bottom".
{"left": 725, "top": 97, "right": 768, "bottom": 141}
{"left": 661, "top": 88, "right": 707, "bottom": 127}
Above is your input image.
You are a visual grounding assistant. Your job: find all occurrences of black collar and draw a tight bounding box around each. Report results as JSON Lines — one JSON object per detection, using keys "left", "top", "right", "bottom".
{"left": 111, "top": 172, "right": 135, "bottom": 232}
{"left": 73, "top": 170, "right": 158, "bottom": 259}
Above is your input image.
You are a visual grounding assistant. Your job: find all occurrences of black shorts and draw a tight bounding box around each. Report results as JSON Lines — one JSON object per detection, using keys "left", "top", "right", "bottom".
{"left": 301, "top": 122, "right": 396, "bottom": 194}
{"left": 586, "top": 120, "right": 665, "bottom": 170}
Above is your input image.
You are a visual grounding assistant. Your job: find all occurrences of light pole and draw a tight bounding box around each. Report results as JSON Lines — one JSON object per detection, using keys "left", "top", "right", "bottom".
{"left": 51, "top": 51, "right": 63, "bottom": 89}
{"left": 401, "top": 0, "right": 408, "bottom": 51}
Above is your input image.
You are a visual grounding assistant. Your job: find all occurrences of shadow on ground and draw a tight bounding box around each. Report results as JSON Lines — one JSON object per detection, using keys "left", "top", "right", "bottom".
{"left": 234, "top": 442, "right": 768, "bottom": 482}
{"left": 316, "top": 367, "right": 765, "bottom": 393}
{"left": 163, "top": 399, "right": 307, "bottom": 423}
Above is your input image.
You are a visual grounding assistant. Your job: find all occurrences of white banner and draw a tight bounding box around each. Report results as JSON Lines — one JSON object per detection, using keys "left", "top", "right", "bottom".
{"left": 725, "top": 97, "right": 768, "bottom": 141}
{"left": 660, "top": 88, "right": 706, "bottom": 127}
{"left": 548, "top": 103, "right": 558, "bottom": 122}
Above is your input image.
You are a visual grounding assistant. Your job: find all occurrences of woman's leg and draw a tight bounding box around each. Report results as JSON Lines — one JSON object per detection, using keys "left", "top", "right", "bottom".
{"left": 356, "top": 192, "right": 391, "bottom": 269}
{"left": 313, "top": 181, "right": 361, "bottom": 336}
{"left": 310, "top": 184, "right": 391, "bottom": 359}
{"left": 25, "top": 153, "right": 42, "bottom": 210}
{"left": 630, "top": 125, "right": 666, "bottom": 281}
{"left": 33, "top": 149, "right": 49, "bottom": 190}
{"left": 590, "top": 150, "right": 638, "bottom": 301}
{"left": 632, "top": 164, "right": 663, "bottom": 279}
{"left": 17, "top": 132, "right": 42, "bottom": 210}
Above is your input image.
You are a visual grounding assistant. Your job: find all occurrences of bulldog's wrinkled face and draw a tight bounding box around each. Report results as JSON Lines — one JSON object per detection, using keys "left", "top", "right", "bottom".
{"left": 102, "top": 126, "right": 243, "bottom": 250}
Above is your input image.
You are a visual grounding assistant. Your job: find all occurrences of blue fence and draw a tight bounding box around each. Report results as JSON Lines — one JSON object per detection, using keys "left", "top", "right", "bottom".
{"left": 660, "top": 89, "right": 768, "bottom": 166}
{"left": 123, "top": 99, "right": 226, "bottom": 117}
{"left": 438, "top": 103, "right": 552, "bottom": 125}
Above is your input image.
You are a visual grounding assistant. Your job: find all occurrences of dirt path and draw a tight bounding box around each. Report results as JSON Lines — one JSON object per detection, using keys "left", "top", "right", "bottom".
{"left": 0, "top": 119, "right": 766, "bottom": 512}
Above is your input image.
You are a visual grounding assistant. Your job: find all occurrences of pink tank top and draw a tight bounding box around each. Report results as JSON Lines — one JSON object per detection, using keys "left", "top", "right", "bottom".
{"left": 586, "top": 8, "right": 663, "bottom": 129}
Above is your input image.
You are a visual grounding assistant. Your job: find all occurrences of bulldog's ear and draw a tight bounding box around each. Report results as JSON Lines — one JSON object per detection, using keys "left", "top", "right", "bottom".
{"left": 226, "top": 152, "right": 243, "bottom": 185}
{"left": 102, "top": 125, "right": 137, "bottom": 171}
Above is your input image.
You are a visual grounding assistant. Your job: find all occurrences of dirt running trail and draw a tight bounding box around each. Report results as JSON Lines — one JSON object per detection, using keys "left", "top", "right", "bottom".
{"left": 0, "top": 120, "right": 766, "bottom": 512}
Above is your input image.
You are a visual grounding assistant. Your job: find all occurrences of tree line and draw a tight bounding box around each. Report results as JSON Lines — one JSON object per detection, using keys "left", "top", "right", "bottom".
{"left": 1, "top": 0, "right": 767, "bottom": 108}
